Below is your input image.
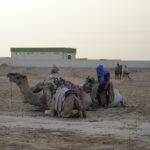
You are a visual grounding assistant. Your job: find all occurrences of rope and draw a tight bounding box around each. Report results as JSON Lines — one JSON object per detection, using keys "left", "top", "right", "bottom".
{"left": 10, "top": 81, "right": 12, "bottom": 111}
{"left": 9, "top": 59, "right": 12, "bottom": 111}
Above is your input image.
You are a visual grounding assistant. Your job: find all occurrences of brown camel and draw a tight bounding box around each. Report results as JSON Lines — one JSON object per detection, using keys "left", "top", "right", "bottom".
{"left": 7, "top": 73, "right": 49, "bottom": 108}
{"left": 114, "top": 64, "right": 122, "bottom": 80}
{"left": 7, "top": 73, "right": 91, "bottom": 118}
{"left": 45, "top": 87, "right": 86, "bottom": 118}
{"left": 41, "top": 77, "right": 92, "bottom": 118}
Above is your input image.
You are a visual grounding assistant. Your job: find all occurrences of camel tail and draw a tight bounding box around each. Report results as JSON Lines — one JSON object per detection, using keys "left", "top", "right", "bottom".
{"left": 74, "top": 96, "right": 86, "bottom": 118}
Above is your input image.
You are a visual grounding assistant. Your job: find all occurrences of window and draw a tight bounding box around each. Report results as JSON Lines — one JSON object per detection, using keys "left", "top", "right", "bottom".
{"left": 68, "top": 54, "right": 71, "bottom": 60}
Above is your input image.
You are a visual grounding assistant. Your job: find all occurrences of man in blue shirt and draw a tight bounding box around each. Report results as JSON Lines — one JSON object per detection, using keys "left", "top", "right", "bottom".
{"left": 96, "top": 64, "right": 110, "bottom": 107}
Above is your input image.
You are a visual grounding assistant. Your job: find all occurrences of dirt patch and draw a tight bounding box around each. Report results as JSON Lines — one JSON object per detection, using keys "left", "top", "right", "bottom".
{"left": 0, "top": 126, "right": 149, "bottom": 150}
{"left": 0, "top": 66, "right": 150, "bottom": 149}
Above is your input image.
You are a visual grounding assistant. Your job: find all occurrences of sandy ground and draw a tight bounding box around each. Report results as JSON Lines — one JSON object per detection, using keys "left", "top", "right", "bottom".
{"left": 0, "top": 65, "right": 150, "bottom": 150}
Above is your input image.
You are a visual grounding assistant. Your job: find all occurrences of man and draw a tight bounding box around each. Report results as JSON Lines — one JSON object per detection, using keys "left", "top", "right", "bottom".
{"left": 123, "top": 65, "right": 131, "bottom": 79}
{"left": 96, "top": 64, "right": 110, "bottom": 107}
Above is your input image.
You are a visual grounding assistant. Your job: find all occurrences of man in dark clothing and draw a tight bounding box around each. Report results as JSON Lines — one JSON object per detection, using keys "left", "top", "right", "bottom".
{"left": 96, "top": 64, "right": 110, "bottom": 107}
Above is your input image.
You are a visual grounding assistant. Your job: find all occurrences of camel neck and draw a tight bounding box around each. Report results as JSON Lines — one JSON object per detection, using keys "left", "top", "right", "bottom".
{"left": 18, "top": 81, "right": 30, "bottom": 93}
{"left": 18, "top": 82, "right": 41, "bottom": 106}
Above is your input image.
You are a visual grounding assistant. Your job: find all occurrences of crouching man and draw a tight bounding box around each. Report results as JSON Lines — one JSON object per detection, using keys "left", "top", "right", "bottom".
{"left": 96, "top": 64, "right": 112, "bottom": 107}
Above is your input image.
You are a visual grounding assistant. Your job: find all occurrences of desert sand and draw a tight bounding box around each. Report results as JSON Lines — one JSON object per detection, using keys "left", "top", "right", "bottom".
{"left": 0, "top": 65, "right": 150, "bottom": 150}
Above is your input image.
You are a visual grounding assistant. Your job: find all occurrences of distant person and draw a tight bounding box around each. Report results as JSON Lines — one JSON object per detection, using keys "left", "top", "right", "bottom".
{"left": 123, "top": 65, "right": 131, "bottom": 79}
{"left": 114, "top": 63, "right": 122, "bottom": 80}
{"left": 51, "top": 64, "right": 59, "bottom": 74}
{"left": 96, "top": 64, "right": 110, "bottom": 107}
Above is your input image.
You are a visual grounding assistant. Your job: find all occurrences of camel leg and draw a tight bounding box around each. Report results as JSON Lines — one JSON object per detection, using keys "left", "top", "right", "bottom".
{"left": 44, "top": 99, "right": 56, "bottom": 117}
{"left": 45, "top": 93, "right": 56, "bottom": 117}
{"left": 116, "top": 74, "right": 119, "bottom": 80}
{"left": 60, "top": 110, "right": 77, "bottom": 118}
{"left": 60, "top": 94, "right": 75, "bottom": 118}
{"left": 44, "top": 110, "right": 54, "bottom": 117}
{"left": 44, "top": 100, "right": 55, "bottom": 117}
{"left": 60, "top": 95, "right": 86, "bottom": 118}
{"left": 61, "top": 110, "right": 85, "bottom": 118}
{"left": 120, "top": 73, "right": 122, "bottom": 80}
{"left": 115, "top": 73, "right": 118, "bottom": 80}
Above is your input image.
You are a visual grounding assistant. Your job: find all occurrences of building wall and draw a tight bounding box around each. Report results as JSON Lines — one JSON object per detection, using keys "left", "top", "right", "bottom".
{"left": 11, "top": 52, "right": 76, "bottom": 60}
{"left": 9, "top": 58, "right": 150, "bottom": 68}
{"left": 0, "top": 57, "right": 11, "bottom": 65}
{"left": 0, "top": 55, "right": 150, "bottom": 68}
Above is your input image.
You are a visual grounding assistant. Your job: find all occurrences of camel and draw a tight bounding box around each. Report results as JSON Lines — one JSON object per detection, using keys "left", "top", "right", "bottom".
{"left": 42, "top": 77, "right": 92, "bottom": 118}
{"left": 7, "top": 73, "right": 50, "bottom": 109}
{"left": 45, "top": 87, "right": 86, "bottom": 118}
{"left": 82, "top": 76, "right": 124, "bottom": 108}
{"left": 7, "top": 73, "right": 91, "bottom": 118}
{"left": 114, "top": 64, "right": 122, "bottom": 80}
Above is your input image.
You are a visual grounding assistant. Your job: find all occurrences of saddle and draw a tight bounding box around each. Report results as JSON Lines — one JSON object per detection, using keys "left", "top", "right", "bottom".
{"left": 65, "top": 89, "right": 76, "bottom": 97}
{"left": 32, "top": 87, "right": 42, "bottom": 93}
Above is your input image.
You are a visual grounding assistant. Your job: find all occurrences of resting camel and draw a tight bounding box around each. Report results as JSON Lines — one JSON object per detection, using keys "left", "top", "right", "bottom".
{"left": 7, "top": 73, "right": 91, "bottom": 118}
{"left": 114, "top": 64, "right": 122, "bottom": 80}
{"left": 45, "top": 87, "right": 86, "bottom": 118}
{"left": 41, "top": 77, "right": 92, "bottom": 118}
{"left": 7, "top": 73, "right": 50, "bottom": 109}
{"left": 82, "top": 76, "right": 124, "bottom": 108}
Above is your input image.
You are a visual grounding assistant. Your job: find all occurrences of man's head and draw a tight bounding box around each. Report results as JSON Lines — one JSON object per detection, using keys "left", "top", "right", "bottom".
{"left": 96, "top": 64, "right": 104, "bottom": 75}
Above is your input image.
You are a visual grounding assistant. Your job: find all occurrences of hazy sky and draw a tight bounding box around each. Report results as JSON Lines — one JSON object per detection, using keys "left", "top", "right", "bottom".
{"left": 0, "top": 0, "right": 150, "bottom": 60}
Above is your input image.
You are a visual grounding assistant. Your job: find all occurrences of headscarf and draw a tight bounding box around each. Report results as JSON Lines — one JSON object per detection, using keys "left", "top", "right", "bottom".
{"left": 96, "top": 64, "right": 109, "bottom": 84}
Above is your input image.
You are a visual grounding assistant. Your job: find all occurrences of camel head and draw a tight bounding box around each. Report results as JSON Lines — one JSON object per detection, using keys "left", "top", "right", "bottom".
{"left": 82, "top": 76, "right": 96, "bottom": 93}
{"left": 7, "top": 73, "right": 28, "bottom": 85}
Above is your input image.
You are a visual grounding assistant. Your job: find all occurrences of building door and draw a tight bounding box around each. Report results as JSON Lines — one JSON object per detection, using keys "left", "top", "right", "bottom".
{"left": 68, "top": 54, "right": 71, "bottom": 60}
